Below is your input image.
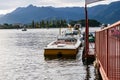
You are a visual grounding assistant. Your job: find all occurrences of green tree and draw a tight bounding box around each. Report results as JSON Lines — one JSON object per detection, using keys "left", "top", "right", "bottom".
{"left": 40, "top": 20, "right": 45, "bottom": 28}
{"left": 35, "top": 22, "right": 40, "bottom": 28}
{"left": 32, "top": 20, "right": 35, "bottom": 28}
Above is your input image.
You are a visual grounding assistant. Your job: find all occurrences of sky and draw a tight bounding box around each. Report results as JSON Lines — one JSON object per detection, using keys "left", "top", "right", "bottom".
{"left": 0, "top": 0, "right": 119, "bottom": 15}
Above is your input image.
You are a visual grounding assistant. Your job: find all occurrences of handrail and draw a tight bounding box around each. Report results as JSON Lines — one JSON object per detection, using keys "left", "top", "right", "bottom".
{"left": 95, "top": 21, "right": 120, "bottom": 80}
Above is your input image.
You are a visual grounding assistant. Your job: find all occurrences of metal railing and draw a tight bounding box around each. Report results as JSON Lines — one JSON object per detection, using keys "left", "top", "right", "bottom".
{"left": 95, "top": 21, "right": 120, "bottom": 80}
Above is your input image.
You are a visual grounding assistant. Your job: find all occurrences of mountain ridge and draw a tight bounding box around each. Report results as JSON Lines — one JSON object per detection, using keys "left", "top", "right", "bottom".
{"left": 0, "top": 1, "right": 120, "bottom": 24}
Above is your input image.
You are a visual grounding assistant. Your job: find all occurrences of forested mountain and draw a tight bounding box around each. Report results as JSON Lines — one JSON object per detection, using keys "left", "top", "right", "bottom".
{"left": 0, "top": 1, "right": 120, "bottom": 24}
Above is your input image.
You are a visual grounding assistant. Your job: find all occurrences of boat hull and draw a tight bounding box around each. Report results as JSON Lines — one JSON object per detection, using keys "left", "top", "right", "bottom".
{"left": 44, "top": 48, "right": 79, "bottom": 59}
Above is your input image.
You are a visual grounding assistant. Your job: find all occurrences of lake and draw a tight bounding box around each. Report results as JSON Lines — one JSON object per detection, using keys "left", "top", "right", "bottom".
{"left": 0, "top": 28, "right": 100, "bottom": 80}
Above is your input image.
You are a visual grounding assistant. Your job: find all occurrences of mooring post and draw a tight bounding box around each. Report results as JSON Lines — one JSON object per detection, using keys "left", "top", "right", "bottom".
{"left": 85, "top": 4, "right": 89, "bottom": 57}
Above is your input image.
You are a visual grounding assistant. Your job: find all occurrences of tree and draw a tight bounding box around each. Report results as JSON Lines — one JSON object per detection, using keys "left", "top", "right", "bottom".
{"left": 69, "top": 19, "right": 101, "bottom": 27}
{"left": 35, "top": 22, "right": 40, "bottom": 28}
{"left": 32, "top": 20, "right": 35, "bottom": 28}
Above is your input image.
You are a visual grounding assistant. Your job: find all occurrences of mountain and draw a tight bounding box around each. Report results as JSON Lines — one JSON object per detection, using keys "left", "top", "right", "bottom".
{"left": 0, "top": 14, "right": 4, "bottom": 18}
{"left": 0, "top": 5, "right": 84, "bottom": 24}
{"left": 0, "top": 1, "right": 120, "bottom": 24}
{"left": 88, "top": 1, "right": 120, "bottom": 23}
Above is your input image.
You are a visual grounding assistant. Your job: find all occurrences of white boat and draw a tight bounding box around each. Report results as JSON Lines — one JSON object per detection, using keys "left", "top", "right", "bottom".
{"left": 44, "top": 35, "right": 81, "bottom": 59}
{"left": 73, "top": 24, "right": 82, "bottom": 35}
{"left": 22, "top": 26, "right": 27, "bottom": 31}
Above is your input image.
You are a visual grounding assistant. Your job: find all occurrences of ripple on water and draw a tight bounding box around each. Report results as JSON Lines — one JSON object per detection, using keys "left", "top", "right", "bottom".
{"left": 0, "top": 29, "right": 99, "bottom": 80}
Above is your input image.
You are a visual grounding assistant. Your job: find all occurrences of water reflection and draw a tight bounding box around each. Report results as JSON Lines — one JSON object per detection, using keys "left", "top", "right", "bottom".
{"left": 85, "top": 65, "right": 90, "bottom": 80}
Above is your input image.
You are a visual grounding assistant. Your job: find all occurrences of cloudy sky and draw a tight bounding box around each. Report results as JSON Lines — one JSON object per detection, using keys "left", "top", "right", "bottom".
{"left": 0, "top": 0, "right": 119, "bottom": 15}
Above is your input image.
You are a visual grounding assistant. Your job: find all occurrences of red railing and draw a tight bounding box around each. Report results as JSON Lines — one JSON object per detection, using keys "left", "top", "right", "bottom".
{"left": 95, "top": 21, "right": 120, "bottom": 80}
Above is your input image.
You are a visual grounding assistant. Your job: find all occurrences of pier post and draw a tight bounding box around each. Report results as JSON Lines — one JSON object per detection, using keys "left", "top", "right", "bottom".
{"left": 85, "top": 4, "right": 89, "bottom": 58}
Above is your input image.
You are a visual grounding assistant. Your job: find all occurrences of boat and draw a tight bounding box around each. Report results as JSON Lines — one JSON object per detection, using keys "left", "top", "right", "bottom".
{"left": 88, "top": 32, "right": 95, "bottom": 42}
{"left": 44, "top": 24, "right": 83, "bottom": 59}
{"left": 22, "top": 26, "right": 27, "bottom": 31}
{"left": 73, "top": 24, "right": 82, "bottom": 35}
{"left": 82, "top": 32, "right": 95, "bottom": 43}
{"left": 44, "top": 35, "right": 81, "bottom": 59}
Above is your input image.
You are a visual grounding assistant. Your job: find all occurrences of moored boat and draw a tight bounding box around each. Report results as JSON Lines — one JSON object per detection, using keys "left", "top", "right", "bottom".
{"left": 22, "top": 26, "right": 27, "bottom": 31}
{"left": 73, "top": 24, "right": 82, "bottom": 35}
{"left": 44, "top": 35, "right": 81, "bottom": 59}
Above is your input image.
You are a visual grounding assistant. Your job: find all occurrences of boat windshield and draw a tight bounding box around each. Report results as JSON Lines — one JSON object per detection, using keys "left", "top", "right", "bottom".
{"left": 74, "top": 24, "right": 81, "bottom": 30}
{"left": 57, "top": 36, "right": 77, "bottom": 42}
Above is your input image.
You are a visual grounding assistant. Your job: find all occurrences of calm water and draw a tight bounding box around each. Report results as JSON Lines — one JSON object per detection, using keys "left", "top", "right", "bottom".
{"left": 0, "top": 28, "right": 99, "bottom": 80}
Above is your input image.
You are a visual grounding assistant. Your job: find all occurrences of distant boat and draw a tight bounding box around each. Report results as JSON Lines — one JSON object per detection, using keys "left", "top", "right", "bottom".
{"left": 22, "top": 26, "right": 27, "bottom": 31}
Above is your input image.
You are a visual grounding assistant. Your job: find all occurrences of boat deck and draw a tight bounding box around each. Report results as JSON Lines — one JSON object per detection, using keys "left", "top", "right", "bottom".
{"left": 52, "top": 40, "right": 77, "bottom": 45}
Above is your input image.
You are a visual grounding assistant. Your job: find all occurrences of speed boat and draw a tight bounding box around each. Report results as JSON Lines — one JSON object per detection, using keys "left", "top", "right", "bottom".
{"left": 44, "top": 35, "right": 81, "bottom": 59}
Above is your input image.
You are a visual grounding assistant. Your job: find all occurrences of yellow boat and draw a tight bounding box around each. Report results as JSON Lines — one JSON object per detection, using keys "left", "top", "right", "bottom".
{"left": 44, "top": 35, "right": 81, "bottom": 59}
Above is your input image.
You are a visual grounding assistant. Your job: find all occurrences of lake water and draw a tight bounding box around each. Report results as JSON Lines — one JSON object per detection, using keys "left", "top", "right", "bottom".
{"left": 0, "top": 28, "right": 100, "bottom": 80}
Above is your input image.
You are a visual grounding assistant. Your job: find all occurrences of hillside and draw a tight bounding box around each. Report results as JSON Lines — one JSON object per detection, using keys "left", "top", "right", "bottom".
{"left": 0, "top": 15, "right": 4, "bottom": 18}
{"left": 0, "top": 1, "right": 120, "bottom": 24}
{"left": 88, "top": 1, "right": 120, "bottom": 23}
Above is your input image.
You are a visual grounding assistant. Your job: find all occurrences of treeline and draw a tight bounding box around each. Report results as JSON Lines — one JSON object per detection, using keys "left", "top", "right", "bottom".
{"left": 0, "top": 23, "right": 21, "bottom": 29}
{"left": 69, "top": 19, "right": 101, "bottom": 27}
{"left": 0, "top": 19, "right": 101, "bottom": 29}
{"left": 30, "top": 19, "right": 67, "bottom": 28}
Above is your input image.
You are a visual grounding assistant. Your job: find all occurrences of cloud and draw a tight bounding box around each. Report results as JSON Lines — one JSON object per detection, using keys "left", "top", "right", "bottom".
{"left": 0, "top": 1, "right": 21, "bottom": 10}
{"left": 0, "top": 0, "right": 85, "bottom": 10}
{"left": 52, "top": 0, "right": 85, "bottom": 7}
{"left": 87, "top": 0, "right": 119, "bottom": 7}
{"left": 0, "top": 9, "right": 14, "bottom": 15}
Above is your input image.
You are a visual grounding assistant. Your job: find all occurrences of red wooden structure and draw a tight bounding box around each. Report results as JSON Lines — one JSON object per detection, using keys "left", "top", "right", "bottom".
{"left": 95, "top": 21, "right": 120, "bottom": 80}
{"left": 85, "top": 4, "right": 89, "bottom": 57}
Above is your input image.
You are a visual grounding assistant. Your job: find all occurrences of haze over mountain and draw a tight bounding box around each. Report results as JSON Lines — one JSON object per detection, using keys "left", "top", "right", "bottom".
{"left": 0, "top": 1, "right": 120, "bottom": 24}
